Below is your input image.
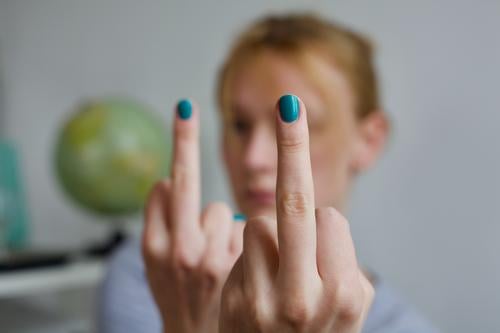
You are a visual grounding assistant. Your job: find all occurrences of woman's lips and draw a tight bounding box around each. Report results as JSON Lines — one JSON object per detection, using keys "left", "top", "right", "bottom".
{"left": 247, "top": 190, "right": 275, "bottom": 205}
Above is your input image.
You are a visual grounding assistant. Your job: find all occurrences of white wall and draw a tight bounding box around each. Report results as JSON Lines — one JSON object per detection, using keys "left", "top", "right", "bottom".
{"left": 0, "top": 1, "right": 6, "bottom": 135}
{"left": 1, "top": 0, "right": 499, "bottom": 332}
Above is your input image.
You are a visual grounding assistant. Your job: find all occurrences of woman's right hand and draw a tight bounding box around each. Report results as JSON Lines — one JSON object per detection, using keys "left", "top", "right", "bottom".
{"left": 142, "top": 100, "right": 244, "bottom": 333}
{"left": 218, "top": 95, "right": 374, "bottom": 333}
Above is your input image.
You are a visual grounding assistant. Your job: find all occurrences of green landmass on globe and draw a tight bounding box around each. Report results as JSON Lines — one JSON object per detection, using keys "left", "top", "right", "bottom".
{"left": 55, "top": 98, "right": 170, "bottom": 216}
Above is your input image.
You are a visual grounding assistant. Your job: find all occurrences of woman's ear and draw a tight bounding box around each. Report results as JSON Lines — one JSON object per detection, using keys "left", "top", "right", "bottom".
{"left": 351, "top": 111, "right": 390, "bottom": 173}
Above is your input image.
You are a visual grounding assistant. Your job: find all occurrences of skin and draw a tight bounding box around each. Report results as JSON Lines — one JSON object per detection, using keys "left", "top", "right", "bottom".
{"left": 223, "top": 50, "right": 375, "bottom": 217}
{"left": 142, "top": 50, "right": 389, "bottom": 333}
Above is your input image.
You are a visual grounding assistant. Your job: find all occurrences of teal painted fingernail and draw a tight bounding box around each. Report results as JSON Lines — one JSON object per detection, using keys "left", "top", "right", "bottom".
{"left": 278, "top": 94, "right": 299, "bottom": 123}
{"left": 177, "top": 99, "right": 192, "bottom": 120}
{"left": 233, "top": 213, "right": 246, "bottom": 222}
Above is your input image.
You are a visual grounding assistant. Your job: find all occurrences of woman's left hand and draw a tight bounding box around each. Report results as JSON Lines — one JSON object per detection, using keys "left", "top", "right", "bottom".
{"left": 142, "top": 100, "right": 244, "bottom": 333}
{"left": 219, "top": 95, "right": 374, "bottom": 332}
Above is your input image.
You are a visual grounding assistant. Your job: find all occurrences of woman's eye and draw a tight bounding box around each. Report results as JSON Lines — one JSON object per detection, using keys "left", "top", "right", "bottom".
{"left": 232, "top": 119, "right": 251, "bottom": 134}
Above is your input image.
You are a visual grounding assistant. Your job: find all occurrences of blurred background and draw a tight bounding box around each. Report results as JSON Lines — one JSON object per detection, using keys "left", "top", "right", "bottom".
{"left": 0, "top": 0, "right": 499, "bottom": 332}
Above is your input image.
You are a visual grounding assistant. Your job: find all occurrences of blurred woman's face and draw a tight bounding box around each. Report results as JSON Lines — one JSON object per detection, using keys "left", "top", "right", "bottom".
{"left": 222, "top": 50, "right": 362, "bottom": 219}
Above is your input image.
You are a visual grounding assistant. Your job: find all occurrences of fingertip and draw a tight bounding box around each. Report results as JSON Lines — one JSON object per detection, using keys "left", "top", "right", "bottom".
{"left": 176, "top": 98, "right": 193, "bottom": 120}
{"left": 275, "top": 93, "right": 309, "bottom": 143}
{"left": 173, "top": 98, "right": 199, "bottom": 141}
{"left": 278, "top": 94, "right": 300, "bottom": 123}
{"left": 201, "top": 202, "right": 233, "bottom": 230}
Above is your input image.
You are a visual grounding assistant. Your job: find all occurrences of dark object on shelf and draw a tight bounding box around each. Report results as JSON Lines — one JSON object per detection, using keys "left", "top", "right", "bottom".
{"left": 83, "top": 229, "right": 126, "bottom": 258}
{"left": 0, "top": 250, "right": 70, "bottom": 273}
{"left": 0, "top": 230, "right": 127, "bottom": 273}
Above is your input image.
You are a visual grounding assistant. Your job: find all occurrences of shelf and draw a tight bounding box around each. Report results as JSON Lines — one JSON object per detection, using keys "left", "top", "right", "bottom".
{"left": 0, "top": 259, "right": 105, "bottom": 298}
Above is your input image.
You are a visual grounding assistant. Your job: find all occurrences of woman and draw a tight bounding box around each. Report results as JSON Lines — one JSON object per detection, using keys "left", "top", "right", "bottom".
{"left": 99, "top": 14, "right": 438, "bottom": 333}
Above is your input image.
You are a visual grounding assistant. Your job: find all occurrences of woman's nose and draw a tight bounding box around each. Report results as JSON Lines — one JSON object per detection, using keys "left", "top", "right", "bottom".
{"left": 243, "top": 127, "right": 277, "bottom": 173}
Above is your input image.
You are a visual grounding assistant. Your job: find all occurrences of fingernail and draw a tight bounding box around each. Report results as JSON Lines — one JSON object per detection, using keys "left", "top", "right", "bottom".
{"left": 278, "top": 94, "right": 300, "bottom": 123}
{"left": 177, "top": 99, "right": 192, "bottom": 120}
{"left": 233, "top": 213, "right": 246, "bottom": 222}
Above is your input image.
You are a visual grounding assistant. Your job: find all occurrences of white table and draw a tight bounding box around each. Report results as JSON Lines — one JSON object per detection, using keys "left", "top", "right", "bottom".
{"left": 0, "top": 259, "right": 105, "bottom": 298}
{"left": 0, "top": 259, "right": 106, "bottom": 333}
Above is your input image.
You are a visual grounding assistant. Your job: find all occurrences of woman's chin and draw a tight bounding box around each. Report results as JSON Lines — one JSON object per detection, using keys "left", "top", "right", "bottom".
{"left": 243, "top": 203, "right": 276, "bottom": 219}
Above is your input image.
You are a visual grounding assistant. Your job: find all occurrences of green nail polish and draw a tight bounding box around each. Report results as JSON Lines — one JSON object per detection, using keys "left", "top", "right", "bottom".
{"left": 233, "top": 213, "right": 246, "bottom": 222}
{"left": 278, "top": 94, "right": 299, "bottom": 123}
{"left": 177, "top": 99, "right": 192, "bottom": 120}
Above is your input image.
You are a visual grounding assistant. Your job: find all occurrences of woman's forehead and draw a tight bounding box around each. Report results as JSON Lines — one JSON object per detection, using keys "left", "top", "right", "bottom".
{"left": 226, "top": 51, "right": 352, "bottom": 121}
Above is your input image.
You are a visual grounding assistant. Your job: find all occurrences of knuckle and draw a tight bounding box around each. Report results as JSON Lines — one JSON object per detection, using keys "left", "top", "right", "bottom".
{"left": 364, "top": 279, "right": 375, "bottom": 302}
{"left": 172, "top": 164, "right": 191, "bottom": 192}
{"left": 155, "top": 179, "right": 171, "bottom": 191}
{"left": 279, "top": 294, "right": 314, "bottom": 328}
{"left": 149, "top": 179, "right": 169, "bottom": 196}
{"left": 360, "top": 275, "right": 375, "bottom": 307}
{"left": 315, "top": 206, "right": 337, "bottom": 220}
{"left": 148, "top": 181, "right": 163, "bottom": 199}
{"left": 336, "top": 300, "right": 363, "bottom": 323}
{"left": 317, "top": 206, "right": 345, "bottom": 222}
{"left": 221, "top": 286, "right": 241, "bottom": 317}
{"left": 243, "top": 216, "right": 273, "bottom": 241}
{"left": 206, "top": 201, "right": 231, "bottom": 213}
{"left": 200, "top": 267, "right": 219, "bottom": 291}
{"left": 171, "top": 245, "right": 198, "bottom": 272}
{"left": 279, "top": 192, "right": 309, "bottom": 217}
{"left": 141, "top": 243, "right": 157, "bottom": 267}
{"left": 141, "top": 234, "right": 168, "bottom": 265}
{"left": 199, "top": 259, "right": 225, "bottom": 285}
{"left": 331, "top": 282, "right": 363, "bottom": 322}
{"left": 203, "top": 201, "right": 232, "bottom": 221}
{"left": 279, "top": 137, "right": 305, "bottom": 154}
{"left": 144, "top": 180, "right": 169, "bottom": 213}
{"left": 141, "top": 238, "right": 164, "bottom": 263}
{"left": 246, "top": 296, "right": 267, "bottom": 330}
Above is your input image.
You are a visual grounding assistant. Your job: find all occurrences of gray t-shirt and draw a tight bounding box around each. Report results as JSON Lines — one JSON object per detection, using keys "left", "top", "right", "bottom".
{"left": 98, "top": 238, "right": 439, "bottom": 333}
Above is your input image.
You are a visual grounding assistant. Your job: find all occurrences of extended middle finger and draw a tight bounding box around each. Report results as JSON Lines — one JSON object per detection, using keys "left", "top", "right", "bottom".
{"left": 170, "top": 99, "right": 202, "bottom": 238}
{"left": 275, "top": 94, "right": 317, "bottom": 283}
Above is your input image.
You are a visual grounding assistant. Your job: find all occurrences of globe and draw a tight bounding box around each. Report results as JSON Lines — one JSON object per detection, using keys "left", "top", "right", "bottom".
{"left": 55, "top": 98, "right": 170, "bottom": 216}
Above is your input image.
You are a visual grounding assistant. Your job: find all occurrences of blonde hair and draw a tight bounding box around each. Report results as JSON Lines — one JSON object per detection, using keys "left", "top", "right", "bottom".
{"left": 217, "top": 13, "right": 381, "bottom": 119}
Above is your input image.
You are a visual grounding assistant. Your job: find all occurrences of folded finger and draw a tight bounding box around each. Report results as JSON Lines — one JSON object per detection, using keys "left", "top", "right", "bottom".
{"left": 229, "top": 221, "right": 245, "bottom": 262}
{"left": 201, "top": 202, "right": 233, "bottom": 272}
{"left": 242, "top": 216, "right": 279, "bottom": 294}
{"left": 142, "top": 180, "right": 171, "bottom": 261}
{"left": 316, "top": 207, "right": 359, "bottom": 283}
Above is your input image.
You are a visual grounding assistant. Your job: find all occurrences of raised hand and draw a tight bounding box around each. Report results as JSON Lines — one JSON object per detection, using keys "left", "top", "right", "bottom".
{"left": 142, "top": 99, "right": 244, "bottom": 333}
{"left": 219, "top": 95, "right": 374, "bottom": 333}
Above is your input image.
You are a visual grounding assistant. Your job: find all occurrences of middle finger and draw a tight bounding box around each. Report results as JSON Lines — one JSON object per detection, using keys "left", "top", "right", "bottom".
{"left": 170, "top": 99, "right": 202, "bottom": 238}
{"left": 275, "top": 94, "right": 317, "bottom": 283}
